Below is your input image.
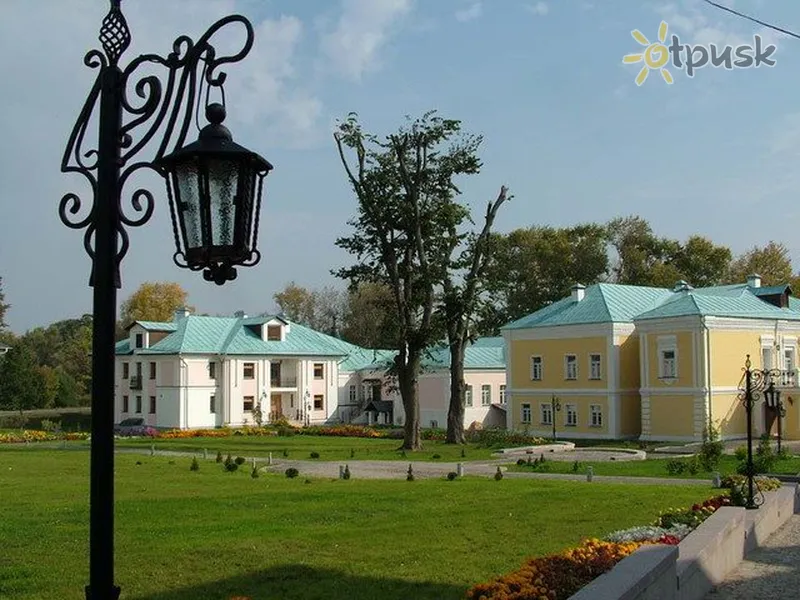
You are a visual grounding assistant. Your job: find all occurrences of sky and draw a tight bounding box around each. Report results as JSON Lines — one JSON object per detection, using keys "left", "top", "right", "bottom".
{"left": 2, "top": 0, "right": 800, "bottom": 334}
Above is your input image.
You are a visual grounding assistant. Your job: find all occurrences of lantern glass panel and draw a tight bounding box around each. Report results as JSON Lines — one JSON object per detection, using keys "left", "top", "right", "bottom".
{"left": 208, "top": 159, "right": 238, "bottom": 247}
{"left": 175, "top": 163, "right": 202, "bottom": 250}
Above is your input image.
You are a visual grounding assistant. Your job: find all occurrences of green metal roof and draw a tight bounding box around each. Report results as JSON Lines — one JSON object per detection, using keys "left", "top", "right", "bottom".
{"left": 635, "top": 287, "right": 800, "bottom": 321}
{"left": 115, "top": 339, "right": 132, "bottom": 355}
{"left": 419, "top": 337, "right": 506, "bottom": 370}
{"left": 753, "top": 284, "right": 792, "bottom": 296}
{"left": 501, "top": 284, "right": 673, "bottom": 329}
{"left": 127, "top": 321, "right": 178, "bottom": 332}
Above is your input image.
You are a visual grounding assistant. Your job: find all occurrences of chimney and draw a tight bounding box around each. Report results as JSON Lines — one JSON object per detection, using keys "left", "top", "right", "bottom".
{"left": 234, "top": 310, "right": 247, "bottom": 319}
{"left": 747, "top": 273, "right": 762, "bottom": 289}
{"left": 173, "top": 307, "right": 191, "bottom": 322}
{"left": 571, "top": 284, "right": 586, "bottom": 303}
{"left": 672, "top": 280, "right": 694, "bottom": 293}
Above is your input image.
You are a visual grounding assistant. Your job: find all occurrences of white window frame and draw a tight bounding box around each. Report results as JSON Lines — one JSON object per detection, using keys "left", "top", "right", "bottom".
{"left": 590, "top": 404, "right": 602, "bottom": 427}
{"left": 589, "top": 353, "right": 602, "bottom": 380}
{"left": 499, "top": 384, "right": 507, "bottom": 404}
{"left": 530, "top": 356, "right": 542, "bottom": 381}
{"left": 465, "top": 385, "right": 473, "bottom": 407}
{"left": 540, "top": 403, "right": 553, "bottom": 425}
{"left": 657, "top": 336, "right": 678, "bottom": 381}
{"left": 521, "top": 403, "right": 532, "bottom": 424}
{"left": 481, "top": 384, "right": 491, "bottom": 406}
{"left": 783, "top": 344, "right": 797, "bottom": 386}
{"left": 565, "top": 403, "right": 577, "bottom": 426}
{"left": 349, "top": 385, "right": 356, "bottom": 402}
{"left": 564, "top": 354, "right": 577, "bottom": 380}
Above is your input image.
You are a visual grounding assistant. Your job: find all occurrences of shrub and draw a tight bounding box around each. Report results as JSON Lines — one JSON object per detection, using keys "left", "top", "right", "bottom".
{"left": 234, "top": 456, "right": 246, "bottom": 465}
{"left": 461, "top": 447, "right": 466, "bottom": 458}
{"left": 734, "top": 446, "right": 748, "bottom": 462}
{"left": 447, "top": 471, "right": 458, "bottom": 481}
{"left": 224, "top": 462, "right": 238, "bottom": 472}
{"left": 215, "top": 450, "right": 223, "bottom": 463}
{"left": 0, "top": 415, "right": 27, "bottom": 429}
{"left": 686, "top": 455, "right": 700, "bottom": 475}
{"left": 277, "top": 427, "right": 296, "bottom": 437}
{"left": 494, "top": 466, "right": 503, "bottom": 481}
{"left": 40, "top": 419, "right": 61, "bottom": 432}
{"left": 224, "top": 454, "right": 233, "bottom": 467}
{"left": 406, "top": 464, "right": 414, "bottom": 481}
{"left": 516, "top": 458, "right": 526, "bottom": 466}
{"left": 431, "top": 453, "right": 441, "bottom": 459}
{"left": 665, "top": 459, "right": 686, "bottom": 476}
{"left": 310, "top": 451, "right": 320, "bottom": 459}
{"left": 282, "top": 448, "right": 289, "bottom": 457}
{"left": 251, "top": 466, "right": 259, "bottom": 478}
{"left": 343, "top": 464, "right": 351, "bottom": 480}
{"left": 754, "top": 435, "right": 776, "bottom": 473}
{"left": 572, "top": 460, "right": 581, "bottom": 473}
{"left": 699, "top": 422, "right": 724, "bottom": 471}
{"left": 285, "top": 467, "right": 299, "bottom": 479}
{"left": 190, "top": 457, "right": 200, "bottom": 471}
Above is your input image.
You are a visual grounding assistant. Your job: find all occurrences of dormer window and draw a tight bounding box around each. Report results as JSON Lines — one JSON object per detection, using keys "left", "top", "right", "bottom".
{"left": 135, "top": 333, "right": 144, "bottom": 349}
{"left": 267, "top": 325, "right": 282, "bottom": 341}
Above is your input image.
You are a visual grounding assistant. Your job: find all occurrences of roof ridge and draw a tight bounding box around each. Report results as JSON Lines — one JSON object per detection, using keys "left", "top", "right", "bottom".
{"left": 596, "top": 285, "right": 614, "bottom": 322}
{"left": 219, "top": 317, "right": 246, "bottom": 355}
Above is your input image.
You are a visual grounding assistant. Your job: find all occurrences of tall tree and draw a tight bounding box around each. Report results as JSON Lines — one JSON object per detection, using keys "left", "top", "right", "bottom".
{"left": 273, "top": 283, "right": 347, "bottom": 336}
{"left": 0, "top": 344, "right": 44, "bottom": 414}
{"left": 481, "top": 224, "right": 609, "bottom": 329}
{"left": 0, "top": 276, "right": 9, "bottom": 331}
{"left": 606, "top": 216, "right": 673, "bottom": 286}
{"left": 119, "top": 282, "right": 191, "bottom": 326}
{"left": 334, "top": 111, "right": 479, "bottom": 450}
{"left": 669, "top": 235, "right": 732, "bottom": 288}
{"left": 727, "top": 241, "right": 793, "bottom": 286}
{"left": 442, "top": 186, "right": 509, "bottom": 444}
{"left": 273, "top": 282, "right": 316, "bottom": 323}
{"left": 340, "top": 282, "right": 398, "bottom": 349}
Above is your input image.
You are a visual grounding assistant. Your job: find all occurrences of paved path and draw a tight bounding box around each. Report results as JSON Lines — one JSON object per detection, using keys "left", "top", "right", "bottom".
{"left": 705, "top": 514, "right": 800, "bottom": 599}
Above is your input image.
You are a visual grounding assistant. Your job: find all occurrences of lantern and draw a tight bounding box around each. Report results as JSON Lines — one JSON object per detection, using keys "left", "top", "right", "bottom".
{"left": 156, "top": 102, "right": 273, "bottom": 285}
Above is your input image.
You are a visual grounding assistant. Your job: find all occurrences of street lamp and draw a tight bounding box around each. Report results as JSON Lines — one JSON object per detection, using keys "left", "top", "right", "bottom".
{"left": 763, "top": 382, "right": 786, "bottom": 454}
{"left": 59, "top": 2, "right": 272, "bottom": 598}
{"left": 738, "top": 355, "right": 780, "bottom": 510}
{"left": 551, "top": 395, "right": 562, "bottom": 442}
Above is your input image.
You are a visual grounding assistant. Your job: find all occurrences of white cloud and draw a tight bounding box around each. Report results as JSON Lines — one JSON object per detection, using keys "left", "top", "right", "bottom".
{"left": 320, "top": 0, "right": 412, "bottom": 81}
{"left": 525, "top": 2, "right": 549, "bottom": 16}
{"left": 455, "top": 2, "right": 482, "bottom": 22}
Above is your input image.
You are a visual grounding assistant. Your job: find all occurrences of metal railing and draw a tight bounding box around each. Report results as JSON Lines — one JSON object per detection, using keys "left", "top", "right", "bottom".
{"left": 270, "top": 377, "right": 297, "bottom": 387}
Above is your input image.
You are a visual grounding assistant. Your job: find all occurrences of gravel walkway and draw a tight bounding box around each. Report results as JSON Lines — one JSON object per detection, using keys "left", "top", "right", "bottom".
{"left": 705, "top": 515, "right": 800, "bottom": 599}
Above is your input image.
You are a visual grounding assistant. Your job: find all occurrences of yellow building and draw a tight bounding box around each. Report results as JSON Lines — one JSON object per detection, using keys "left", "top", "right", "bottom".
{"left": 502, "top": 275, "right": 800, "bottom": 442}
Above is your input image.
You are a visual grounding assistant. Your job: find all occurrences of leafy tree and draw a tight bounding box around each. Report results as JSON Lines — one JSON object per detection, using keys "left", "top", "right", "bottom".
{"left": 0, "top": 344, "right": 45, "bottom": 414}
{"left": 0, "top": 276, "right": 9, "bottom": 331}
{"left": 119, "top": 282, "right": 191, "bottom": 327}
{"left": 273, "top": 283, "right": 347, "bottom": 337}
{"left": 442, "top": 187, "right": 510, "bottom": 444}
{"left": 727, "top": 241, "right": 793, "bottom": 286}
{"left": 53, "top": 368, "right": 82, "bottom": 408}
{"left": 340, "top": 282, "right": 398, "bottom": 349}
{"left": 334, "top": 111, "right": 479, "bottom": 450}
{"left": 273, "top": 282, "right": 316, "bottom": 323}
{"left": 669, "top": 235, "right": 732, "bottom": 288}
{"left": 481, "top": 224, "right": 609, "bottom": 329}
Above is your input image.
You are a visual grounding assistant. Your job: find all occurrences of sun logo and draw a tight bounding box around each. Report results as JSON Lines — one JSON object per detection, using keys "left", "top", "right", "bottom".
{"left": 623, "top": 21, "right": 674, "bottom": 86}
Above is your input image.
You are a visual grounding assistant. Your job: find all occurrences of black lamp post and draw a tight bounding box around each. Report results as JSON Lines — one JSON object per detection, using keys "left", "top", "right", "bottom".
{"left": 738, "top": 355, "right": 780, "bottom": 510}
{"left": 764, "top": 382, "right": 786, "bottom": 455}
{"left": 59, "top": 2, "right": 271, "bottom": 598}
{"left": 551, "top": 395, "right": 562, "bottom": 441}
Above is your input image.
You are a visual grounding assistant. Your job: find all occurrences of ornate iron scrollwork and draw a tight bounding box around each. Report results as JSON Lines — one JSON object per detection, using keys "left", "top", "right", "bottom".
{"left": 60, "top": 0, "right": 255, "bottom": 286}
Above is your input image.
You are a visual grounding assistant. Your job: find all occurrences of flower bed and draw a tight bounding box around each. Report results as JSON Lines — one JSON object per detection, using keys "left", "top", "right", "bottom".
{"left": 0, "top": 430, "right": 90, "bottom": 443}
{"left": 465, "top": 495, "right": 732, "bottom": 600}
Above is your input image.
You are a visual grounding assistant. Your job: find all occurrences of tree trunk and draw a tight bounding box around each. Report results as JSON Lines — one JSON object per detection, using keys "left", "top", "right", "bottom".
{"left": 398, "top": 354, "right": 422, "bottom": 450}
{"left": 446, "top": 338, "right": 466, "bottom": 444}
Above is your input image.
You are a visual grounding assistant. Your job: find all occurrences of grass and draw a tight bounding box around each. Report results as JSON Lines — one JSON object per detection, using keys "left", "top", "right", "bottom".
{"left": 507, "top": 454, "right": 800, "bottom": 478}
{"left": 0, "top": 448, "right": 715, "bottom": 600}
{"left": 111, "top": 434, "right": 501, "bottom": 462}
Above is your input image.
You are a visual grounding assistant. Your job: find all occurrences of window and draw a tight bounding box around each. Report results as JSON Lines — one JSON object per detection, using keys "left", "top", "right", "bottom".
{"left": 564, "top": 355, "right": 577, "bottom": 380}
{"left": 209, "top": 362, "right": 216, "bottom": 380}
{"left": 349, "top": 385, "right": 357, "bottom": 402}
{"left": 500, "top": 385, "right": 507, "bottom": 404}
{"left": 135, "top": 333, "right": 143, "bottom": 349}
{"left": 589, "top": 354, "right": 602, "bottom": 380}
{"left": 149, "top": 396, "right": 156, "bottom": 414}
{"left": 660, "top": 349, "right": 677, "bottom": 379}
{"left": 135, "top": 396, "right": 142, "bottom": 414}
{"left": 149, "top": 362, "right": 156, "bottom": 380}
{"left": 565, "top": 404, "right": 577, "bottom": 426}
{"left": 313, "top": 363, "right": 324, "bottom": 379}
{"left": 430, "top": 420, "right": 439, "bottom": 429}
{"left": 465, "top": 385, "right": 473, "bottom": 407}
{"left": 267, "top": 325, "right": 282, "bottom": 341}
{"left": 122, "top": 363, "right": 129, "bottom": 379}
{"left": 313, "top": 394, "right": 324, "bottom": 410}
{"left": 136, "top": 362, "right": 142, "bottom": 378}
{"left": 243, "top": 396, "right": 254, "bottom": 411}
{"left": 481, "top": 384, "right": 491, "bottom": 406}
{"left": 210, "top": 395, "right": 216, "bottom": 414}
{"left": 521, "top": 403, "right": 531, "bottom": 424}
{"left": 784, "top": 348, "right": 796, "bottom": 386}
{"left": 530, "top": 356, "right": 542, "bottom": 381}
{"left": 122, "top": 395, "right": 129, "bottom": 413}
{"left": 243, "top": 363, "right": 255, "bottom": 379}
{"left": 540, "top": 403, "right": 553, "bottom": 425}
{"left": 590, "top": 404, "right": 602, "bottom": 427}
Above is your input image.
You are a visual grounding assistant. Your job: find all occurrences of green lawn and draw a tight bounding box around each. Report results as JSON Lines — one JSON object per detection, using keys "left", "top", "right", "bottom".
{"left": 112, "top": 434, "right": 503, "bottom": 462}
{"left": 507, "top": 454, "right": 800, "bottom": 478}
{"left": 0, "top": 448, "right": 715, "bottom": 600}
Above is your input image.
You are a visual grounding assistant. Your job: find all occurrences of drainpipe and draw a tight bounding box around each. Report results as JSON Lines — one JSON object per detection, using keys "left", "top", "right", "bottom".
{"left": 179, "top": 356, "right": 189, "bottom": 429}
